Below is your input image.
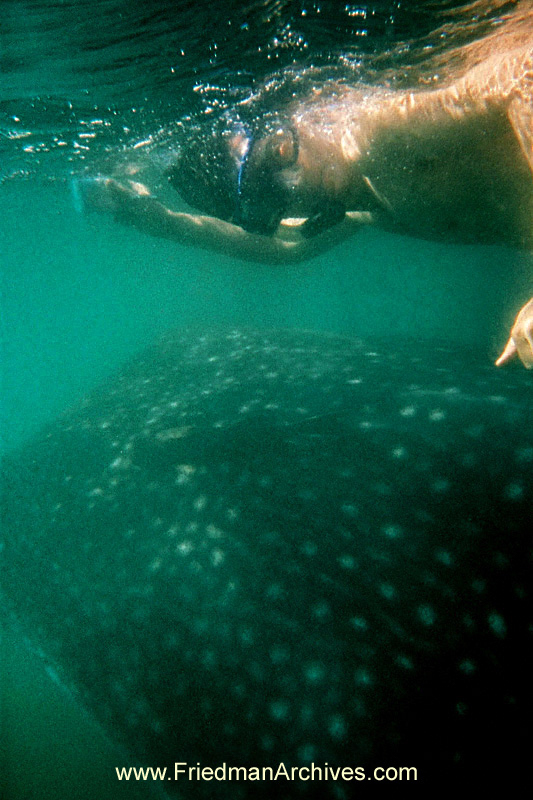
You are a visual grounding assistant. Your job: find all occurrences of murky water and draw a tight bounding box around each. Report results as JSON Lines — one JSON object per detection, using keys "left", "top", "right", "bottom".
{"left": 1, "top": 2, "right": 532, "bottom": 797}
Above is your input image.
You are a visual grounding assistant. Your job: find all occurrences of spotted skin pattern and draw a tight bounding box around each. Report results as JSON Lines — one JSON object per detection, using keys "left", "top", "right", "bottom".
{"left": 2, "top": 329, "right": 532, "bottom": 794}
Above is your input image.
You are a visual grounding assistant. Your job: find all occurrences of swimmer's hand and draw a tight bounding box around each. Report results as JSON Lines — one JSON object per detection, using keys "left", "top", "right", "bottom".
{"left": 495, "top": 298, "right": 533, "bottom": 369}
{"left": 74, "top": 176, "right": 153, "bottom": 213}
{"left": 74, "top": 176, "right": 372, "bottom": 265}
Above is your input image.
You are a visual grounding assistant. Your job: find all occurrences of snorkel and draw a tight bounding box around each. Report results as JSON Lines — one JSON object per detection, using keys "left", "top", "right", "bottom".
{"left": 232, "top": 115, "right": 299, "bottom": 235}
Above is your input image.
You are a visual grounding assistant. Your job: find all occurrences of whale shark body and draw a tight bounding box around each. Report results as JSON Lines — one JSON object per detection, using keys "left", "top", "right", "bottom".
{"left": 2, "top": 328, "right": 532, "bottom": 794}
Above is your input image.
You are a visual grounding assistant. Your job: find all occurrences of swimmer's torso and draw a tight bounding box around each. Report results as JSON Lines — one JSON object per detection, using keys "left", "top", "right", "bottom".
{"left": 285, "top": 45, "right": 533, "bottom": 247}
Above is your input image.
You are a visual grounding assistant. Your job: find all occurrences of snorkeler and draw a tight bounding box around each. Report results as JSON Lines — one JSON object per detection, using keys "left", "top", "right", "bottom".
{"left": 77, "top": 13, "right": 533, "bottom": 369}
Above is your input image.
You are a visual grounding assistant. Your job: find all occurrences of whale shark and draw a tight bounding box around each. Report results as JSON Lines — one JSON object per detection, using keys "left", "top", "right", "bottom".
{"left": 2, "top": 328, "right": 532, "bottom": 795}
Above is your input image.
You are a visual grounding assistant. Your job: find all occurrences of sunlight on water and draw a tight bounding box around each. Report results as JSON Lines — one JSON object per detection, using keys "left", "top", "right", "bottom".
{"left": 1, "top": 2, "right": 532, "bottom": 797}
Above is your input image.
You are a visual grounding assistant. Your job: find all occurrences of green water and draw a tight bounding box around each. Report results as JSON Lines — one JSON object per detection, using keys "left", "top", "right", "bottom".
{"left": 2, "top": 159, "right": 530, "bottom": 800}
{"left": 1, "top": 1, "right": 532, "bottom": 797}
{"left": 3, "top": 179, "right": 528, "bottom": 452}
{"left": 2, "top": 626, "right": 150, "bottom": 800}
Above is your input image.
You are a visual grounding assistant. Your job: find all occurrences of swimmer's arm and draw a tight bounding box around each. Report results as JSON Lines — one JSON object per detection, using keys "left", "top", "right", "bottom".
{"left": 495, "top": 298, "right": 533, "bottom": 369}
{"left": 79, "top": 178, "right": 371, "bottom": 265}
